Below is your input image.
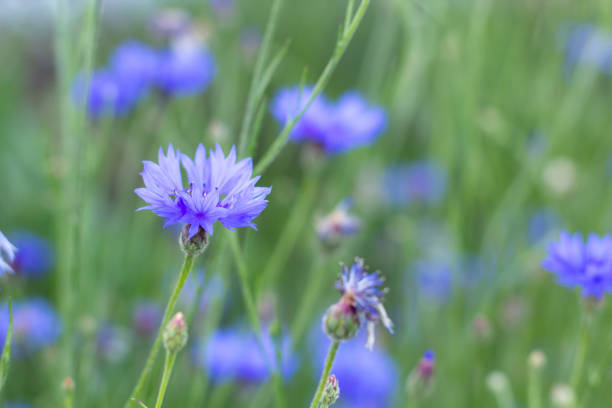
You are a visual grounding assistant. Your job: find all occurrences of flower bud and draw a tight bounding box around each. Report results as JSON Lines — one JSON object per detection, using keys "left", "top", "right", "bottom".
{"left": 323, "top": 299, "right": 360, "bottom": 342}
{"left": 322, "top": 374, "right": 340, "bottom": 406}
{"left": 179, "top": 225, "right": 209, "bottom": 256}
{"left": 407, "top": 350, "right": 435, "bottom": 399}
{"left": 62, "top": 376, "right": 75, "bottom": 392}
{"left": 163, "top": 312, "right": 188, "bottom": 354}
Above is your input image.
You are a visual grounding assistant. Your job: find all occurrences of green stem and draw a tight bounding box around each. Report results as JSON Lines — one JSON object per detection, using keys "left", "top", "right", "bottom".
{"left": 308, "top": 341, "right": 339, "bottom": 408}
{"left": 254, "top": 0, "right": 371, "bottom": 175}
{"left": 154, "top": 352, "right": 177, "bottom": 408}
{"left": 528, "top": 361, "right": 543, "bottom": 408}
{"left": 255, "top": 171, "right": 319, "bottom": 294}
{"left": 125, "top": 254, "right": 196, "bottom": 407}
{"left": 571, "top": 311, "right": 592, "bottom": 399}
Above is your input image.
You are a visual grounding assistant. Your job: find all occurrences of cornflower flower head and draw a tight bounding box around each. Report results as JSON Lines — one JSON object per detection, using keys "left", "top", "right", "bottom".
{"left": 271, "top": 86, "right": 386, "bottom": 155}
{"left": 0, "top": 230, "right": 17, "bottom": 275}
{"left": 156, "top": 34, "right": 216, "bottom": 96}
{"left": 132, "top": 301, "right": 162, "bottom": 337}
{"left": 542, "top": 231, "right": 612, "bottom": 299}
{"left": 9, "top": 231, "right": 53, "bottom": 278}
{"left": 0, "top": 298, "right": 61, "bottom": 357}
{"left": 384, "top": 161, "right": 447, "bottom": 207}
{"left": 135, "top": 143, "right": 271, "bottom": 246}
{"left": 109, "top": 40, "right": 160, "bottom": 97}
{"left": 315, "top": 198, "right": 362, "bottom": 251}
{"left": 413, "top": 259, "right": 453, "bottom": 303}
{"left": 198, "top": 327, "right": 298, "bottom": 383}
{"left": 96, "top": 324, "right": 131, "bottom": 363}
{"left": 324, "top": 258, "right": 393, "bottom": 349}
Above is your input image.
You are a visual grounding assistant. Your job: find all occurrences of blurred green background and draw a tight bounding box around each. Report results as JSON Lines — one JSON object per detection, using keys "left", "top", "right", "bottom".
{"left": 1, "top": 0, "right": 612, "bottom": 407}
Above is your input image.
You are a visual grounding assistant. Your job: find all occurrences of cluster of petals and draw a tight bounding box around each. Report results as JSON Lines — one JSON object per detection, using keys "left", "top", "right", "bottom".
{"left": 135, "top": 143, "right": 271, "bottom": 238}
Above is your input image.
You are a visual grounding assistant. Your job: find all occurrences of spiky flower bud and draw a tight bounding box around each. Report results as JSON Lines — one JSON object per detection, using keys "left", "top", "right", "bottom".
{"left": 179, "top": 225, "right": 209, "bottom": 256}
{"left": 407, "top": 350, "right": 435, "bottom": 399}
{"left": 321, "top": 374, "right": 340, "bottom": 407}
{"left": 163, "top": 312, "right": 188, "bottom": 354}
{"left": 323, "top": 299, "right": 360, "bottom": 342}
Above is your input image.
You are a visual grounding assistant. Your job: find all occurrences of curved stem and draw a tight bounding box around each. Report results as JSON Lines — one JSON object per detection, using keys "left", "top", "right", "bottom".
{"left": 308, "top": 341, "right": 339, "bottom": 408}
{"left": 154, "top": 352, "right": 177, "bottom": 408}
{"left": 125, "top": 254, "right": 195, "bottom": 407}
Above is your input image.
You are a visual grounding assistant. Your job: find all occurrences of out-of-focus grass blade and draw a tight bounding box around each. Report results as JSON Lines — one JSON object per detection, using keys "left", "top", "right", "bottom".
{"left": 129, "top": 398, "right": 149, "bottom": 408}
{"left": 254, "top": 39, "right": 292, "bottom": 102}
{"left": 0, "top": 299, "right": 14, "bottom": 393}
{"left": 247, "top": 99, "right": 268, "bottom": 157}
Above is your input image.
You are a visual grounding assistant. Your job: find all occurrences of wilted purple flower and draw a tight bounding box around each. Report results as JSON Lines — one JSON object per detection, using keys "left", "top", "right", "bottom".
{"left": 315, "top": 333, "right": 397, "bottom": 408}
{"left": 315, "top": 198, "right": 361, "bottom": 249}
{"left": 156, "top": 38, "right": 216, "bottom": 96}
{"left": 332, "top": 258, "right": 393, "bottom": 349}
{"left": 135, "top": 143, "right": 271, "bottom": 238}
{"left": 198, "top": 327, "right": 298, "bottom": 383}
{"left": 72, "top": 69, "right": 141, "bottom": 118}
{"left": 413, "top": 260, "right": 452, "bottom": 303}
{"left": 384, "top": 161, "right": 447, "bottom": 207}
{"left": 271, "top": 87, "right": 386, "bottom": 155}
{"left": 9, "top": 231, "right": 53, "bottom": 278}
{"left": 542, "top": 231, "right": 612, "bottom": 299}
{"left": 132, "top": 301, "right": 162, "bottom": 337}
{"left": 0, "top": 298, "right": 61, "bottom": 357}
{"left": 564, "top": 24, "right": 612, "bottom": 77}
{"left": 0, "top": 230, "right": 17, "bottom": 275}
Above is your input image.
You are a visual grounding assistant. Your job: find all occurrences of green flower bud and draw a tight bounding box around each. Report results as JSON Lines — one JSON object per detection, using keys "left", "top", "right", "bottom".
{"left": 323, "top": 299, "right": 360, "bottom": 342}
{"left": 179, "top": 225, "right": 209, "bottom": 256}
{"left": 322, "top": 374, "right": 340, "bottom": 407}
{"left": 163, "top": 312, "right": 188, "bottom": 354}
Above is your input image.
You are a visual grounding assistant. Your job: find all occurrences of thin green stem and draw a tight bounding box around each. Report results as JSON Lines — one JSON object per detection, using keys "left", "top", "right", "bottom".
{"left": 125, "top": 254, "right": 196, "bottom": 407}
{"left": 255, "top": 171, "right": 320, "bottom": 294}
{"left": 237, "top": 0, "right": 283, "bottom": 154}
{"left": 308, "top": 341, "right": 340, "bottom": 408}
{"left": 528, "top": 362, "right": 543, "bottom": 408}
{"left": 254, "top": 0, "right": 371, "bottom": 175}
{"left": 154, "top": 352, "right": 177, "bottom": 408}
{"left": 571, "top": 311, "right": 592, "bottom": 401}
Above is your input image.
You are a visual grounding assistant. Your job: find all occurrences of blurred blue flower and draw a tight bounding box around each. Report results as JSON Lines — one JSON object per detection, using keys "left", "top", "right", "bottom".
{"left": 72, "top": 69, "right": 141, "bottom": 118}
{"left": 198, "top": 327, "right": 298, "bottom": 383}
{"left": 179, "top": 270, "right": 224, "bottom": 315}
{"left": 0, "top": 298, "right": 61, "bottom": 357}
{"left": 109, "top": 40, "right": 159, "bottom": 98}
{"left": 240, "top": 25, "right": 262, "bottom": 58}
{"left": 564, "top": 24, "right": 612, "bottom": 76}
{"left": 271, "top": 86, "right": 386, "bottom": 155}
{"left": 0, "top": 230, "right": 17, "bottom": 275}
{"left": 542, "top": 231, "right": 612, "bottom": 299}
{"left": 315, "top": 333, "right": 398, "bottom": 407}
{"left": 97, "top": 324, "right": 131, "bottom": 363}
{"left": 135, "top": 143, "right": 271, "bottom": 238}
{"left": 528, "top": 209, "right": 561, "bottom": 244}
{"left": 9, "top": 231, "right": 53, "bottom": 278}
{"left": 209, "top": 0, "right": 235, "bottom": 19}
{"left": 413, "top": 259, "right": 453, "bottom": 303}
{"left": 132, "top": 301, "right": 162, "bottom": 337}
{"left": 315, "top": 198, "right": 361, "bottom": 248}
{"left": 156, "top": 40, "right": 216, "bottom": 96}
{"left": 5, "top": 403, "right": 31, "bottom": 408}
{"left": 384, "top": 161, "right": 447, "bottom": 207}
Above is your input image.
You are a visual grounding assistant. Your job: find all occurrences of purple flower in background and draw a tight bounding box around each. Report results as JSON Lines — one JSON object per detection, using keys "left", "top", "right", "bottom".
{"left": 198, "top": 327, "right": 298, "bottom": 383}
{"left": 0, "top": 230, "right": 17, "bottom": 275}
{"left": 179, "top": 271, "right": 224, "bottom": 316}
{"left": 334, "top": 258, "right": 393, "bottom": 349}
{"left": 564, "top": 24, "right": 612, "bottom": 77}
{"left": 314, "top": 333, "right": 398, "bottom": 407}
{"left": 542, "top": 231, "right": 612, "bottom": 299}
{"left": 132, "top": 301, "right": 162, "bottom": 337}
{"left": 209, "top": 0, "right": 235, "bottom": 20}
{"left": 529, "top": 209, "right": 561, "bottom": 244}
{"left": 97, "top": 324, "right": 131, "bottom": 363}
{"left": 150, "top": 8, "right": 192, "bottom": 39}
{"left": 315, "top": 198, "right": 361, "bottom": 249}
{"left": 271, "top": 86, "right": 386, "bottom": 155}
{"left": 413, "top": 260, "right": 453, "bottom": 303}
{"left": 384, "top": 161, "right": 447, "bottom": 207}
{"left": 156, "top": 39, "right": 216, "bottom": 96}
{"left": 135, "top": 143, "right": 271, "bottom": 238}
{"left": 109, "top": 41, "right": 159, "bottom": 97}
{"left": 72, "top": 69, "right": 141, "bottom": 118}
{"left": 0, "top": 298, "right": 61, "bottom": 357}
{"left": 9, "top": 231, "right": 53, "bottom": 278}
{"left": 5, "top": 403, "right": 31, "bottom": 408}
{"left": 407, "top": 350, "right": 436, "bottom": 398}
{"left": 240, "top": 25, "right": 262, "bottom": 58}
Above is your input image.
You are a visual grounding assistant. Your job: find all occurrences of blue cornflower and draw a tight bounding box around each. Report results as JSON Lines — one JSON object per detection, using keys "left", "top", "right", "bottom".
{"left": 271, "top": 86, "right": 386, "bottom": 155}
{"left": 0, "top": 298, "right": 61, "bottom": 357}
{"left": 333, "top": 258, "right": 393, "bottom": 349}
{"left": 156, "top": 38, "right": 216, "bottom": 96}
{"left": 72, "top": 69, "right": 141, "bottom": 118}
{"left": 109, "top": 40, "right": 159, "bottom": 97}
{"left": 413, "top": 259, "right": 453, "bottom": 303}
{"left": 528, "top": 209, "right": 561, "bottom": 244}
{"left": 314, "top": 332, "right": 398, "bottom": 408}
{"left": 97, "top": 324, "right": 131, "bottom": 363}
{"left": 564, "top": 24, "right": 612, "bottom": 77}
{"left": 9, "top": 231, "right": 53, "bottom": 278}
{"left": 542, "top": 231, "right": 612, "bottom": 299}
{"left": 0, "top": 230, "right": 17, "bottom": 275}
{"left": 135, "top": 143, "right": 271, "bottom": 238}
{"left": 132, "top": 301, "right": 162, "bottom": 337}
{"left": 384, "top": 161, "right": 447, "bottom": 207}
{"left": 198, "top": 327, "right": 298, "bottom": 383}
